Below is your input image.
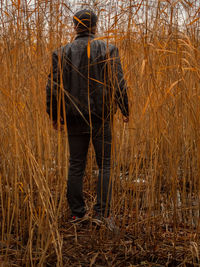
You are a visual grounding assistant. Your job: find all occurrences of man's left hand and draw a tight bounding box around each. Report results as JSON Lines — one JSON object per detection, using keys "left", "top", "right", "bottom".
{"left": 53, "top": 120, "right": 64, "bottom": 131}
{"left": 123, "top": 116, "right": 129, "bottom": 123}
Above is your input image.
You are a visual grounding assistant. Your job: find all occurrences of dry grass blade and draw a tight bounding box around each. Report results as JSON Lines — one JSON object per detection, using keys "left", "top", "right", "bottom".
{"left": 90, "top": 252, "right": 99, "bottom": 267}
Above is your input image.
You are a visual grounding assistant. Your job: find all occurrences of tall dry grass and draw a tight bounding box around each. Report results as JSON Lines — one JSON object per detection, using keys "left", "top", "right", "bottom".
{"left": 0, "top": 0, "right": 200, "bottom": 266}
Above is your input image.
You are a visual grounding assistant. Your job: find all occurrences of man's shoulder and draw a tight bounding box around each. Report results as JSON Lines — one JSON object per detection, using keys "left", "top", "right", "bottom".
{"left": 52, "top": 43, "right": 72, "bottom": 56}
{"left": 108, "top": 43, "right": 118, "bottom": 53}
{"left": 92, "top": 37, "right": 116, "bottom": 48}
{"left": 91, "top": 38, "right": 118, "bottom": 55}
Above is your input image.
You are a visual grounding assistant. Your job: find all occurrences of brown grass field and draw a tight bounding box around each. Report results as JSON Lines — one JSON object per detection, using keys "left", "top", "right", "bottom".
{"left": 0, "top": 0, "right": 200, "bottom": 266}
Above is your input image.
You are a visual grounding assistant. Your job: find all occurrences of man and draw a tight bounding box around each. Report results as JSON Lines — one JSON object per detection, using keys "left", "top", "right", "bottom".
{"left": 46, "top": 9, "right": 129, "bottom": 227}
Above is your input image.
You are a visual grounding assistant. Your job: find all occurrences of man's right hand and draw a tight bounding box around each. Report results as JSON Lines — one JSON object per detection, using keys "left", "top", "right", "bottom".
{"left": 53, "top": 120, "right": 58, "bottom": 130}
{"left": 123, "top": 116, "right": 129, "bottom": 123}
{"left": 53, "top": 120, "right": 64, "bottom": 131}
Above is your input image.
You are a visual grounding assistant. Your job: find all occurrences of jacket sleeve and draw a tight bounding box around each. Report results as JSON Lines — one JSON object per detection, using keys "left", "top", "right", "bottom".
{"left": 110, "top": 46, "right": 129, "bottom": 117}
{"left": 46, "top": 50, "right": 62, "bottom": 122}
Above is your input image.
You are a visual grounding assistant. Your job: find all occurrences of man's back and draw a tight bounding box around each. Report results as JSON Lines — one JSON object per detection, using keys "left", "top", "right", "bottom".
{"left": 46, "top": 32, "right": 128, "bottom": 123}
{"left": 62, "top": 33, "right": 114, "bottom": 119}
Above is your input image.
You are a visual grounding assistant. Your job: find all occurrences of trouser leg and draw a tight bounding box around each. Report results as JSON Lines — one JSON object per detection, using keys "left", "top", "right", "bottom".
{"left": 67, "top": 134, "right": 90, "bottom": 217}
{"left": 93, "top": 122, "right": 112, "bottom": 217}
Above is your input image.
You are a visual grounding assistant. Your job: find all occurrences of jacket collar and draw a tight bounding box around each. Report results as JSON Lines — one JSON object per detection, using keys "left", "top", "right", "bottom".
{"left": 75, "top": 32, "right": 95, "bottom": 40}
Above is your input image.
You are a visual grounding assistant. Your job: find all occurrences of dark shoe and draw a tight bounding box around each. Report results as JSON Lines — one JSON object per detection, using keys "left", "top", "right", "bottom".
{"left": 91, "top": 213, "right": 104, "bottom": 226}
{"left": 70, "top": 214, "right": 89, "bottom": 224}
{"left": 70, "top": 216, "right": 82, "bottom": 223}
{"left": 104, "top": 216, "right": 119, "bottom": 233}
{"left": 92, "top": 213, "right": 119, "bottom": 233}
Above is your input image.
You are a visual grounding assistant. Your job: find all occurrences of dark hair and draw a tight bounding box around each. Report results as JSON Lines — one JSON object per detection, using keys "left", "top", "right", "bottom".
{"left": 73, "top": 9, "right": 98, "bottom": 33}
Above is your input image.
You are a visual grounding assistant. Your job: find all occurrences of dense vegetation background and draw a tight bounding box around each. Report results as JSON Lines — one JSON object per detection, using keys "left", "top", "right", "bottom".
{"left": 0, "top": 0, "right": 200, "bottom": 266}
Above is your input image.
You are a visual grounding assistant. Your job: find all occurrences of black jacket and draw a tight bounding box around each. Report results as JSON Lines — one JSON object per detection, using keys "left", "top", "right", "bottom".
{"left": 46, "top": 33, "right": 129, "bottom": 123}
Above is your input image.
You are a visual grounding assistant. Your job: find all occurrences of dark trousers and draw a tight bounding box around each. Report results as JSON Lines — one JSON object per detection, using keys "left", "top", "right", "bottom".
{"left": 66, "top": 119, "right": 112, "bottom": 218}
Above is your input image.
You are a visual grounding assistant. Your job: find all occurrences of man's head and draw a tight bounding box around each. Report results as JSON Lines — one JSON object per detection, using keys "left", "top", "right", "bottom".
{"left": 73, "top": 9, "right": 98, "bottom": 34}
